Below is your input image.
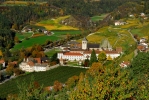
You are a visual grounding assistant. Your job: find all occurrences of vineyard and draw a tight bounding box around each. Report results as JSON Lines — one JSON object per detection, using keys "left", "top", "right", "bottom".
{"left": 0, "top": 66, "right": 87, "bottom": 98}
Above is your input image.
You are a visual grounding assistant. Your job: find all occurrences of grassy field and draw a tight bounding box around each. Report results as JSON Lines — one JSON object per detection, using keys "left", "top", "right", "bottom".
{"left": 0, "top": 66, "right": 87, "bottom": 98}
{"left": 16, "top": 32, "right": 33, "bottom": 40}
{"left": 36, "top": 16, "right": 79, "bottom": 30}
{"left": 12, "top": 30, "right": 81, "bottom": 51}
{"left": 91, "top": 14, "right": 108, "bottom": 22}
{"left": 45, "top": 48, "right": 61, "bottom": 58}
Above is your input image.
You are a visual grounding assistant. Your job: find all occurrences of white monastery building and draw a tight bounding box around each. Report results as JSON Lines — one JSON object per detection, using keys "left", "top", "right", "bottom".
{"left": 57, "top": 38, "right": 122, "bottom": 63}
{"left": 19, "top": 57, "right": 49, "bottom": 72}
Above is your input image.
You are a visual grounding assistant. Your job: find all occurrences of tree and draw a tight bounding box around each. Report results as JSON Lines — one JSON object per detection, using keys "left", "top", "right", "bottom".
{"left": 69, "top": 63, "right": 136, "bottom": 100}
{"left": 53, "top": 80, "right": 63, "bottom": 92}
{"left": 98, "top": 51, "right": 107, "bottom": 63}
{"left": 84, "top": 59, "right": 89, "bottom": 67}
{"left": 89, "top": 49, "right": 97, "bottom": 66}
{"left": 14, "top": 36, "right": 19, "bottom": 43}
{"left": 13, "top": 77, "right": 48, "bottom": 100}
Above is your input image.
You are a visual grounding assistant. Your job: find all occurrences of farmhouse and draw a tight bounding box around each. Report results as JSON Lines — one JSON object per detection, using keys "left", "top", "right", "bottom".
{"left": 19, "top": 57, "right": 49, "bottom": 72}
{"left": 119, "top": 61, "right": 130, "bottom": 68}
{"left": 0, "top": 59, "right": 5, "bottom": 68}
{"left": 57, "top": 38, "right": 122, "bottom": 64}
{"left": 114, "top": 21, "right": 126, "bottom": 26}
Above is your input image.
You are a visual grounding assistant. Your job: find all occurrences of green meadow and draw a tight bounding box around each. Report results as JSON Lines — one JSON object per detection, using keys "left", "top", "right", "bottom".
{"left": 91, "top": 14, "right": 108, "bottom": 22}
{"left": 0, "top": 66, "right": 87, "bottom": 98}
{"left": 12, "top": 30, "right": 81, "bottom": 51}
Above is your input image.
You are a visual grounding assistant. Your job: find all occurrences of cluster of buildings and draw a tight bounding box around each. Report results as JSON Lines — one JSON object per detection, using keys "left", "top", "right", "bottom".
{"left": 137, "top": 37, "right": 149, "bottom": 52}
{"left": 21, "top": 27, "right": 53, "bottom": 36}
{"left": 19, "top": 57, "right": 49, "bottom": 72}
{"left": 57, "top": 38, "right": 122, "bottom": 65}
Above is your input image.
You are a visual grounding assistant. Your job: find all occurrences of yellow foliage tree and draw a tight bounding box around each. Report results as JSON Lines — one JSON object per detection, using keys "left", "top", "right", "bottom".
{"left": 0, "top": 50, "right": 3, "bottom": 56}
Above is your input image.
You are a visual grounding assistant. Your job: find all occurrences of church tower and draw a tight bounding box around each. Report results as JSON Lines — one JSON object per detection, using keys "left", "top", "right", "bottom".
{"left": 82, "top": 37, "right": 88, "bottom": 50}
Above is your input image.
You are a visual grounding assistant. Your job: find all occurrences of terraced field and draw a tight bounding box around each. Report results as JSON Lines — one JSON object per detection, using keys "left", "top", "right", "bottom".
{"left": 0, "top": 66, "right": 87, "bottom": 98}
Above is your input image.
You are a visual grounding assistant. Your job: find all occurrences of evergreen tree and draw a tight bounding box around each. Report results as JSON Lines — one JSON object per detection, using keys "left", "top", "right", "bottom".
{"left": 89, "top": 49, "right": 97, "bottom": 66}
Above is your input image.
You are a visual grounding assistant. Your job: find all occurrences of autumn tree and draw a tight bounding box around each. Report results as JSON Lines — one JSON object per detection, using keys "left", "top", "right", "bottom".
{"left": 98, "top": 51, "right": 107, "bottom": 63}
{"left": 69, "top": 63, "right": 136, "bottom": 99}
{"left": 14, "top": 36, "right": 19, "bottom": 43}
{"left": 53, "top": 80, "right": 63, "bottom": 92}
{"left": 6, "top": 63, "right": 15, "bottom": 75}
{"left": 65, "top": 75, "right": 79, "bottom": 89}
{"left": 14, "top": 77, "right": 48, "bottom": 100}
{"left": 89, "top": 49, "right": 97, "bottom": 66}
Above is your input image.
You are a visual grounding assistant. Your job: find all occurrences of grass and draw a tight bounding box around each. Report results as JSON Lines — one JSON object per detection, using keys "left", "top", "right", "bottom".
{"left": 45, "top": 48, "right": 61, "bottom": 58}
{"left": 12, "top": 35, "right": 59, "bottom": 51}
{"left": 0, "top": 66, "right": 87, "bottom": 98}
{"left": 12, "top": 30, "right": 81, "bottom": 51}
{"left": 16, "top": 32, "right": 33, "bottom": 40}
{"left": 91, "top": 14, "right": 108, "bottom": 22}
{"left": 36, "top": 16, "right": 79, "bottom": 30}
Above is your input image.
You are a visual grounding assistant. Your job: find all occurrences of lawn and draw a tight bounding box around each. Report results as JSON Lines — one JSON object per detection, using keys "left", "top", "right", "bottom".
{"left": 91, "top": 14, "right": 108, "bottom": 22}
{"left": 0, "top": 66, "right": 87, "bottom": 98}
{"left": 36, "top": 16, "right": 79, "bottom": 30}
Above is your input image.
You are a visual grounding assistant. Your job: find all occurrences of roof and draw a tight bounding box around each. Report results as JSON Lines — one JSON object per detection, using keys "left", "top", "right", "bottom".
{"left": 41, "top": 57, "right": 49, "bottom": 61}
{"left": 34, "top": 58, "right": 41, "bottom": 64}
{"left": 100, "top": 39, "right": 112, "bottom": 48}
{"left": 84, "top": 50, "right": 119, "bottom": 54}
{"left": 116, "top": 47, "right": 123, "bottom": 53}
{"left": 35, "top": 63, "right": 48, "bottom": 67}
{"left": 82, "top": 37, "right": 88, "bottom": 42}
{"left": 87, "top": 43, "right": 100, "bottom": 48}
{"left": 27, "top": 61, "right": 34, "bottom": 66}
{"left": 64, "top": 52, "right": 83, "bottom": 56}
{"left": 68, "top": 40, "right": 78, "bottom": 44}
{"left": 137, "top": 45, "right": 145, "bottom": 50}
{"left": 9, "top": 61, "right": 18, "bottom": 65}
{"left": 120, "top": 61, "right": 130, "bottom": 67}
{"left": 0, "top": 60, "right": 4, "bottom": 64}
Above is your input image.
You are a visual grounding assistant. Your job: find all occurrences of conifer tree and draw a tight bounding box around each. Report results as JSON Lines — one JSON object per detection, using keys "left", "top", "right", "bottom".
{"left": 89, "top": 49, "right": 97, "bottom": 66}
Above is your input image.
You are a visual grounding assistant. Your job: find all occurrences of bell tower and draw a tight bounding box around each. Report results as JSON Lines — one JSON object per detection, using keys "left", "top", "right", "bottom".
{"left": 82, "top": 37, "right": 88, "bottom": 50}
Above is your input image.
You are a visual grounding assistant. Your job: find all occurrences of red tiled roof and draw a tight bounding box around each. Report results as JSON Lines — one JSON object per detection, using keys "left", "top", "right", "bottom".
{"left": 64, "top": 52, "right": 83, "bottom": 56}
{"left": 122, "top": 61, "right": 130, "bottom": 65}
{"left": 34, "top": 58, "right": 41, "bottom": 63}
{"left": 0, "top": 60, "right": 4, "bottom": 64}
{"left": 104, "top": 50, "right": 119, "bottom": 54}
{"left": 137, "top": 45, "right": 145, "bottom": 50}
{"left": 120, "top": 61, "right": 130, "bottom": 67}
{"left": 116, "top": 47, "right": 123, "bottom": 53}
{"left": 27, "top": 61, "right": 34, "bottom": 66}
{"left": 9, "top": 61, "right": 18, "bottom": 65}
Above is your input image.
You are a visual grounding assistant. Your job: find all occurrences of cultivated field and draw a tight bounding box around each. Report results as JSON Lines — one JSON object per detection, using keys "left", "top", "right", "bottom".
{"left": 0, "top": 66, "right": 87, "bottom": 98}
{"left": 36, "top": 16, "right": 79, "bottom": 30}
